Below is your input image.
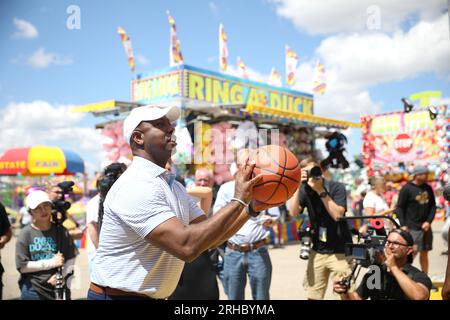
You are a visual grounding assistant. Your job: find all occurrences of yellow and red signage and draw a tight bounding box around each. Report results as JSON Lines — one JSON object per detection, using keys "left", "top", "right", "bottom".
{"left": 0, "top": 146, "right": 84, "bottom": 176}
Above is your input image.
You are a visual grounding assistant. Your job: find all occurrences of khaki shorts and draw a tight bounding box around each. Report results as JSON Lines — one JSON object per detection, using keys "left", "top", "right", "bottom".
{"left": 303, "top": 250, "right": 351, "bottom": 300}
{"left": 410, "top": 228, "right": 433, "bottom": 252}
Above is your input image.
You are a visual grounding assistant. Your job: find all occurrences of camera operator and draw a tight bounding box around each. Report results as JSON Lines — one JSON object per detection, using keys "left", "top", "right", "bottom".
{"left": 47, "top": 184, "right": 83, "bottom": 240}
{"left": 15, "top": 190, "right": 78, "bottom": 300}
{"left": 289, "top": 157, "right": 352, "bottom": 300}
{"left": 334, "top": 229, "right": 432, "bottom": 300}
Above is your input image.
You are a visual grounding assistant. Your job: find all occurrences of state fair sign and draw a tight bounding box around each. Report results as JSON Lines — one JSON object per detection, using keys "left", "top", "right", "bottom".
{"left": 366, "top": 110, "right": 439, "bottom": 165}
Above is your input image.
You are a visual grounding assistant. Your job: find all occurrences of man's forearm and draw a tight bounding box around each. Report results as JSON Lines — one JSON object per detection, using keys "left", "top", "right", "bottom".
{"left": 321, "top": 196, "right": 345, "bottom": 221}
{"left": 20, "top": 259, "right": 59, "bottom": 273}
{"left": 186, "top": 201, "right": 250, "bottom": 258}
{"left": 187, "top": 186, "right": 212, "bottom": 199}
{"left": 148, "top": 199, "right": 254, "bottom": 262}
{"left": 0, "top": 229, "right": 12, "bottom": 245}
{"left": 391, "top": 267, "right": 429, "bottom": 300}
{"left": 209, "top": 208, "right": 248, "bottom": 248}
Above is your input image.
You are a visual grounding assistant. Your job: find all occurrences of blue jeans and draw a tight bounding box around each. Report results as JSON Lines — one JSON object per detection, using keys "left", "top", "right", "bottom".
{"left": 223, "top": 246, "right": 272, "bottom": 300}
{"left": 20, "top": 281, "right": 45, "bottom": 300}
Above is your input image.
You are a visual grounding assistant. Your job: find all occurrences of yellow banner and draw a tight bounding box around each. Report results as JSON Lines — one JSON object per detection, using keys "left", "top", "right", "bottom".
{"left": 28, "top": 146, "right": 66, "bottom": 174}
{"left": 186, "top": 71, "right": 314, "bottom": 115}
{"left": 71, "top": 100, "right": 117, "bottom": 113}
{"left": 132, "top": 72, "right": 181, "bottom": 102}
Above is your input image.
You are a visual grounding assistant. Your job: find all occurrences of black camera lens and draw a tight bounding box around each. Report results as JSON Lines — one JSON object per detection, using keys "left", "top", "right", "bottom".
{"left": 309, "top": 166, "right": 322, "bottom": 178}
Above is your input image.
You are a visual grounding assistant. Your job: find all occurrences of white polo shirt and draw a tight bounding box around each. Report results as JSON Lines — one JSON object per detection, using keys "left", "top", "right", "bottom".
{"left": 90, "top": 156, "right": 204, "bottom": 299}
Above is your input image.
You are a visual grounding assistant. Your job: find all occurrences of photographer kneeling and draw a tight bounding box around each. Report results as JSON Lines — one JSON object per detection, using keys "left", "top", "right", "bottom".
{"left": 334, "top": 229, "right": 432, "bottom": 300}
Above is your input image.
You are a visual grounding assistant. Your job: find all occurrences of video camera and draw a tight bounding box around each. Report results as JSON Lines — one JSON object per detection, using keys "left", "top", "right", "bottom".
{"left": 52, "top": 181, "right": 74, "bottom": 222}
{"left": 336, "top": 215, "right": 400, "bottom": 292}
{"left": 344, "top": 227, "right": 386, "bottom": 268}
{"left": 50, "top": 181, "right": 74, "bottom": 300}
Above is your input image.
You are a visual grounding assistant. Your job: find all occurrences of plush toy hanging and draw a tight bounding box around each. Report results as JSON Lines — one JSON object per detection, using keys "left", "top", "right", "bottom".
{"left": 232, "top": 121, "right": 264, "bottom": 149}
{"left": 321, "top": 131, "right": 349, "bottom": 169}
{"left": 101, "top": 121, "right": 132, "bottom": 168}
{"left": 211, "top": 122, "right": 235, "bottom": 184}
{"left": 172, "top": 118, "right": 194, "bottom": 166}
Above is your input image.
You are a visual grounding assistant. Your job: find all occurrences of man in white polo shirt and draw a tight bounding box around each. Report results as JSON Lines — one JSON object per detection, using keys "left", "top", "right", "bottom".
{"left": 89, "top": 105, "right": 273, "bottom": 300}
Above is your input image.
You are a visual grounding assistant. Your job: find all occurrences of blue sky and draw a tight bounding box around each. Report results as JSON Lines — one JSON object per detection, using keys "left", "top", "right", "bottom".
{"left": 1, "top": 0, "right": 449, "bottom": 174}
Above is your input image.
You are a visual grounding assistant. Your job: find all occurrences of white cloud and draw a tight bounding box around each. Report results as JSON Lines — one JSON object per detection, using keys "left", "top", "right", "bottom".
{"left": 315, "top": 89, "right": 382, "bottom": 122}
{"left": 316, "top": 14, "right": 450, "bottom": 89}
{"left": 290, "top": 60, "right": 380, "bottom": 122}
{"left": 136, "top": 54, "right": 149, "bottom": 65}
{"left": 27, "top": 48, "right": 73, "bottom": 69}
{"left": 272, "top": 0, "right": 446, "bottom": 35}
{"left": 271, "top": 2, "right": 448, "bottom": 158}
{"left": 12, "top": 18, "right": 38, "bottom": 39}
{"left": 289, "top": 14, "right": 449, "bottom": 122}
{"left": 0, "top": 101, "right": 104, "bottom": 173}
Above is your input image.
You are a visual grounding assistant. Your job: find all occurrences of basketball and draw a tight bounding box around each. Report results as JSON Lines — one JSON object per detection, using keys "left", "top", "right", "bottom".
{"left": 251, "top": 145, "right": 301, "bottom": 205}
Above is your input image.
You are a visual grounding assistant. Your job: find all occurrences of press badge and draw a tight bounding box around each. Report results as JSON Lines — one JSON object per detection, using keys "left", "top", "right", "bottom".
{"left": 319, "top": 227, "right": 327, "bottom": 243}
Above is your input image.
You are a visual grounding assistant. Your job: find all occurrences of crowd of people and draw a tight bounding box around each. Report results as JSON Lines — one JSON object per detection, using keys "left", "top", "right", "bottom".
{"left": 0, "top": 104, "right": 449, "bottom": 301}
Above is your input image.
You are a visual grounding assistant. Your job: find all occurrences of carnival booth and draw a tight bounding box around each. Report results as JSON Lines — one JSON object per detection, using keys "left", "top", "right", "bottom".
{"left": 73, "top": 64, "right": 361, "bottom": 242}
{"left": 74, "top": 65, "right": 360, "bottom": 171}
{"left": 361, "top": 105, "right": 449, "bottom": 220}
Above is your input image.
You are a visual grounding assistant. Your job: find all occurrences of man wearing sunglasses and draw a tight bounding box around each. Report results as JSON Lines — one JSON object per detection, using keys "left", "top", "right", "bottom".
{"left": 334, "top": 229, "right": 432, "bottom": 300}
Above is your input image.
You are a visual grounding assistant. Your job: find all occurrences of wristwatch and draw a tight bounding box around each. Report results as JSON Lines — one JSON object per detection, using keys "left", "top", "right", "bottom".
{"left": 319, "top": 191, "right": 329, "bottom": 198}
{"left": 245, "top": 203, "right": 261, "bottom": 217}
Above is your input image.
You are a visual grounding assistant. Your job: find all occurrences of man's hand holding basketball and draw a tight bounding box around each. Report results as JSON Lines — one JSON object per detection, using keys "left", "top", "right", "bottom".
{"left": 234, "top": 158, "right": 285, "bottom": 213}
{"left": 234, "top": 158, "right": 263, "bottom": 204}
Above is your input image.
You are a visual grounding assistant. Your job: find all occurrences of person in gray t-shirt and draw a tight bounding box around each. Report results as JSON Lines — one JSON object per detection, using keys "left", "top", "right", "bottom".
{"left": 16, "top": 191, "right": 77, "bottom": 300}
